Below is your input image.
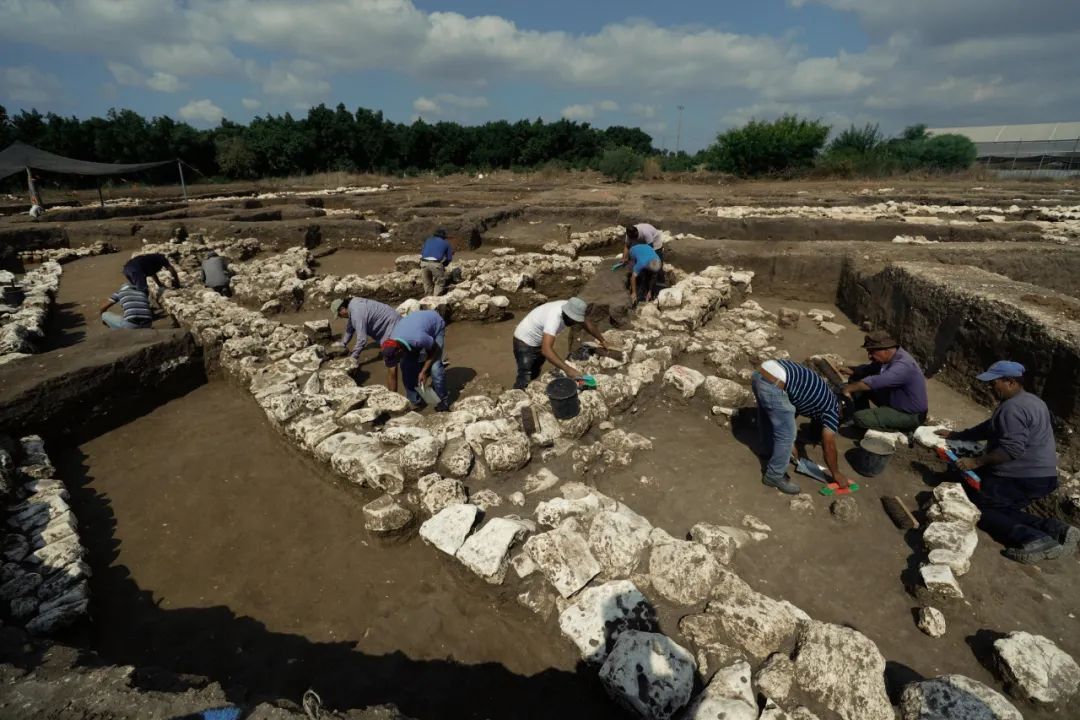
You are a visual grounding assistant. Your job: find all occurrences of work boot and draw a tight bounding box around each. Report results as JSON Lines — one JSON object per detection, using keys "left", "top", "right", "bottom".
{"left": 762, "top": 474, "right": 801, "bottom": 495}
{"left": 1003, "top": 536, "right": 1066, "bottom": 564}
{"left": 1057, "top": 524, "right": 1080, "bottom": 553}
{"left": 434, "top": 400, "right": 451, "bottom": 413}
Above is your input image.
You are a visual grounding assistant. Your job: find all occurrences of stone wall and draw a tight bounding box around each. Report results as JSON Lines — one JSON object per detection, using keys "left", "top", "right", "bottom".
{"left": 0, "top": 261, "right": 62, "bottom": 363}
{"left": 838, "top": 260, "right": 1080, "bottom": 460}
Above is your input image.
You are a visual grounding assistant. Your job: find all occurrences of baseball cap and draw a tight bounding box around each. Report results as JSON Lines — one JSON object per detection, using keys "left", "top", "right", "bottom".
{"left": 330, "top": 299, "right": 345, "bottom": 316}
{"left": 563, "top": 297, "right": 587, "bottom": 322}
{"left": 976, "top": 360, "right": 1025, "bottom": 382}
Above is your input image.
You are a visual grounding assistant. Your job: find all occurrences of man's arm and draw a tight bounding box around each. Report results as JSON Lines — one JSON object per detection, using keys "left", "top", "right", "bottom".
{"left": 444, "top": 242, "right": 454, "bottom": 265}
{"left": 944, "top": 419, "right": 992, "bottom": 441}
{"left": 418, "top": 339, "right": 441, "bottom": 384}
{"left": 959, "top": 405, "right": 1029, "bottom": 470}
{"left": 629, "top": 273, "right": 638, "bottom": 303}
{"left": 541, "top": 332, "right": 580, "bottom": 378}
{"left": 98, "top": 297, "right": 116, "bottom": 315}
{"left": 166, "top": 262, "right": 181, "bottom": 288}
{"left": 342, "top": 318, "right": 356, "bottom": 353}
{"left": 583, "top": 319, "right": 608, "bottom": 349}
{"left": 820, "top": 428, "right": 852, "bottom": 488}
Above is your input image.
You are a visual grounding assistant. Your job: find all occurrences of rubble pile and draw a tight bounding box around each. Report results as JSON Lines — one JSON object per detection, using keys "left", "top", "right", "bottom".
{"left": 17, "top": 240, "right": 116, "bottom": 265}
{"left": 0, "top": 261, "right": 62, "bottom": 363}
{"left": 1, "top": 436, "right": 90, "bottom": 635}
{"left": 230, "top": 245, "right": 313, "bottom": 310}
{"left": 542, "top": 225, "right": 623, "bottom": 258}
{"left": 916, "top": 483, "right": 981, "bottom": 603}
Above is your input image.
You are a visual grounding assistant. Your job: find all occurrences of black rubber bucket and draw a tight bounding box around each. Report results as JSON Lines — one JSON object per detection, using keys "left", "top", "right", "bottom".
{"left": 850, "top": 445, "right": 892, "bottom": 477}
{"left": 546, "top": 377, "right": 580, "bottom": 420}
{"left": 2, "top": 286, "right": 25, "bottom": 306}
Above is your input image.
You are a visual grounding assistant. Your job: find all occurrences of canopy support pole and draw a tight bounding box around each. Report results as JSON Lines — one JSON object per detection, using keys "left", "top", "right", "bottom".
{"left": 177, "top": 160, "right": 188, "bottom": 201}
{"left": 96, "top": 178, "right": 105, "bottom": 208}
{"left": 26, "top": 167, "right": 41, "bottom": 207}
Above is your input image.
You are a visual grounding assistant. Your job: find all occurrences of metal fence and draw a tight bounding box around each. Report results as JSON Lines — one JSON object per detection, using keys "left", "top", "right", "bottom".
{"left": 976, "top": 137, "right": 1080, "bottom": 173}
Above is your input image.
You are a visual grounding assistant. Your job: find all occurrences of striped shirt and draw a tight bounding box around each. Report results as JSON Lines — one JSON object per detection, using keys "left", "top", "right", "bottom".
{"left": 111, "top": 284, "right": 153, "bottom": 326}
{"left": 777, "top": 360, "right": 840, "bottom": 432}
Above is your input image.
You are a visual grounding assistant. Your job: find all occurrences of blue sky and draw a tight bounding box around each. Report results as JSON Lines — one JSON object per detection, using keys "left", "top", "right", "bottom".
{"left": 1, "top": 0, "right": 1078, "bottom": 152}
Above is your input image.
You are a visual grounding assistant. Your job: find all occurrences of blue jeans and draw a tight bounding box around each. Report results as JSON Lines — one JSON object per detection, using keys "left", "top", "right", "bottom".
{"left": 752, "top": 371, "right": 796, "bottom": 483}
{"left": 101, "top": 312, "right": 147, "bottom": 330}
{"left": 400, "top": 329, "right": 446, "bottom": 405}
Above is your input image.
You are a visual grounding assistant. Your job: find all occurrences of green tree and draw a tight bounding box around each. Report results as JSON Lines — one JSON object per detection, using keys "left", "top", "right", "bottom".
{"left": 705, "top": 115, "right": 830, "bottom": 176}
{"left": 598, "top": 146, "right": 643, "bottom": 182}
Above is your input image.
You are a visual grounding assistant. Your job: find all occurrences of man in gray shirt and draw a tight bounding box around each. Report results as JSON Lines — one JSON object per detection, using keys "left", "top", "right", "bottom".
{"left": 937, "top": 360, "right": 1075, "bottom": 563}
{"left": 198, "top": 251, "right": 232, "bottom": 296}
{"left": 332, "top": 297, "right": 402, "bottom": 386}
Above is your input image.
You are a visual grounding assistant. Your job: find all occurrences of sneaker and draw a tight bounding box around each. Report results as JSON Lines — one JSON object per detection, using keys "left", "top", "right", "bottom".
{"left": 762, "top": 474, "right": 801, "bottom": 495}
{"left": 1058, "top": 525, "right": 1080, "bottom": 552}
{"left": 1003, "top": 536, "right": 1066, "bottom": 564}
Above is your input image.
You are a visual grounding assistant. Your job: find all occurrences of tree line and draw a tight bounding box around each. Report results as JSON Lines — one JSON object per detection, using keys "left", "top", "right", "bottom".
{"left": 0, "top": 103, "right": 977, "bottom": 187}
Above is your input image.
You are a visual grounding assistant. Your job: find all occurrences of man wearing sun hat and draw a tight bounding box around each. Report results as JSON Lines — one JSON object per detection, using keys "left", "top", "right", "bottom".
{"left": 936, "top": 360, "right": 1075, "bottom": 564}
{"left": 511, "top": 296, "right": 607, "bottom": 390}
{"left": 840, "top": 329, "right": 928, "bottom": 432}
{"left": 380, "top": 309, "right": 449, "bottom": 412}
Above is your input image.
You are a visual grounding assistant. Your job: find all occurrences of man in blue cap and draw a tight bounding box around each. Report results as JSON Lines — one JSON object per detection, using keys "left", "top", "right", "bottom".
{"left": 937, "top": 361, "right": 1076, "bottom": 563}
{"left": 379, "top": 309, "right": 449, "bottom": 412}
{"left": 419, "top": 228, "right": 454, "bottom": 297}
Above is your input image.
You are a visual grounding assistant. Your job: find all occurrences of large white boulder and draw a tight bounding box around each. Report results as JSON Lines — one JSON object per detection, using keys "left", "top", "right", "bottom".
{"left": 588, "top": 507, "right": 653, "bottom": 576}
{"left": 662, "top": 365, "right": 706, "bottom": 400}
{"left": 558, "top": 580, "right": 656, "bottom": 663}
{"left": 649, "top": 540, "right": 722, "bottom": 605}
{"left": 599, "top": 630, "right": 696, "bottom": 720}
{"left": 792, "top": 621, "right": 894, "bottom": 720}
{"left": 419, "top": 503, "right": 478, "bottom": 556}
{"left": 455, "top": 517, "right": 528, "bottom": 584}
{"left": 702, "top": 376, "right": 751, "bottom": 407}
{"left": 682, "top": 661, "right": 757, "bottom": 720}
{"left": 524, "top": 525, "right": 601, "bottom": 598}
{"left": 993, "top": 631, "right": 1080, "bottom": 704}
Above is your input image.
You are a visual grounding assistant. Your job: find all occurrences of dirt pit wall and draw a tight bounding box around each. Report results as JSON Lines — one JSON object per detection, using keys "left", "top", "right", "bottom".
{"left": 838, "top": 260, "right": 1080, "bottom": 460}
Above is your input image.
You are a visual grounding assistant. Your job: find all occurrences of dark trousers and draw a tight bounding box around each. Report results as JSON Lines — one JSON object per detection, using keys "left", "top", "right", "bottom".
{"left": 123, "top": 266, "right": 149, "bottom": 294}
{"left": 513, "top": 338, "right": 545, "bottom": 390}
{"left": 963, "top": 472, "right": 1063, "bottom": 547}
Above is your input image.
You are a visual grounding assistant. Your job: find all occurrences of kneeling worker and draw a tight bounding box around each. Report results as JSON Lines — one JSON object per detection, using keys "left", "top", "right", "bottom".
{"left": 99, "top": 282, "right": 153, "bottom": 330}
{"left": 752, "top": 359, "right": 853, "bottom": 495}
{"left": 627, "top": 241, "right": 662, "bottom": 304}
{"left": 199, "top": 251, "right": 233, "bottom": 296}
{"left": 840, "top": 330, "right": 928, "bottom": 432}
{"left": 936, "top": 361, "right": 1077, "bottom": 564}
{"left": 512, "top": 297, "right": 607, "bottom": 390}
{"left": 380, "top": 310, "right": 449, "bottom": 412}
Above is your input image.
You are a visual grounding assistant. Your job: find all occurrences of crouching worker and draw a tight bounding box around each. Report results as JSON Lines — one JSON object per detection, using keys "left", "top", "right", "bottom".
{"left": 936, "top": 361, "right": 1078, "bottom": 564}
{"left": 380, "top": 309, "right": 449, "bottom": 412}
{"left": 752, "top": 359, "right": 853, "bottom": 495}
{"left": 626, "top": 241, "right": 662, "bottom": 305}
{"left": 332, "top": 297, "right": 401, "bottom": 385}
{"left": 199, "top": 251, "right": 233, "bottom": 296}
{"left": 122, "top": 252, "right": 180, "bottom": 300}
{"left": 512, "top": 297, "right": 606, "bottom": 390}
{"left": 99, "top": 283, "right": 153, "bottom": 330}
{"left": 840, "top": 331, "right": 928, "bottom": 432}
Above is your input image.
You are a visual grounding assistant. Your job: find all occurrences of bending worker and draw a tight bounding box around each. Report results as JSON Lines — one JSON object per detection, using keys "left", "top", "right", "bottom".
{"left": 122, "top": 252, "right": 180, "bottom": 298}
{"left": 840, "top": 330, "right": 928, "bottom": 432}
{"left": 936, "top": 361, "right": 1076, "bottom": 564}
{"left": 621, "top": 223, "right": 665, "bottom": 261}
{"left": 198, "top": 251, "right": 233, "bottom": 296}
{"left": 380, "top": 309, "right": 450, "bottom": 412}
{"left": 752, "top": 359, "right": 853, "bottom": 495}
{"left": 627, "top": 240, "right": 662, "bottom": 305}
{"left": 99, "top": 282, "right": 153, "bottom": 330}
{"left": 419, "top": 228, "right": 453, "bottom": 297}
{"left": 512, "top": 297, "right": 607, "bottom": 390}
{"left": 332, "top": 297, "right": 401, "bottom": 386}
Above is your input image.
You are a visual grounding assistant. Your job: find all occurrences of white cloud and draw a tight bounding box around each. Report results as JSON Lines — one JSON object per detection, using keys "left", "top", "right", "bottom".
{"left": 107, "top": 62, "right": 184, "bottom": 93}
{"left": 435, "top": 93, "right": 488, "bottom": 109}
{"left": 0, "top": 65, "right": 64, "bottom": 105}
{"left": 561, "top": 104, "right": 595, "bottom": 121}
{"left": 107, "top": 61, "right": 144, "bottom": 86}
{"left": 178, "top": 98, "right": 224, "bottom": 124}
{"left": 146, "top": 72, "right": 183, "bottom": 93}
{"left": 597, "top": 100, "right": 619, "bottom": 112}
{"left": 241, "top": 97, "right": 261, "bottom": 110}
{"left": 631, "top": 103, "right": 657, "bottom": 119}
{"left": 412, "top": 96, "right": 440, "bottom": 114}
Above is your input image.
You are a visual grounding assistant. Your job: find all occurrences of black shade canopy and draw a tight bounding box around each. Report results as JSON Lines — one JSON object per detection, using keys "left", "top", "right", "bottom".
{"left": 0, "top": 141, "right": 175, "bottom": 180}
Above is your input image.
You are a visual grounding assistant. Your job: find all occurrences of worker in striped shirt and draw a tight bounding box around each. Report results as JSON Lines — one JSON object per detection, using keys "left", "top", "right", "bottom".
{"left": 99, "top": 283, "right": 153, "bottom": 329}
{"left": 752, "top": 359, "right": 853, "bottom": 494}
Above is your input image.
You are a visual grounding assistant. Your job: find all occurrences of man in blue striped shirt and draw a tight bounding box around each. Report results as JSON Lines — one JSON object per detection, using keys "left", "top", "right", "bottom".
{"left": 99, "top": 283, "right": 153, "bottom": 329}
{"left": 751, "top": 359, "right": 853, "bottom": 494}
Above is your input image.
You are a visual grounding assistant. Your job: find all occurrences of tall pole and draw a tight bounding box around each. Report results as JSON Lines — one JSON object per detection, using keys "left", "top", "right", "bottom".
{"left": 177, "top": 160, "right": 188, "bottom": 201}
{"left": 96, "top": 178, "right": 104, "bottom": 208}
{"left": 675, "top": 105, "right": 685, "bottom": 154}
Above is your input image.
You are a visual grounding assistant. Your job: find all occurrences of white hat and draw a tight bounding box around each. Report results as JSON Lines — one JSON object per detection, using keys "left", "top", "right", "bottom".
{"left": 563, "top": 297, "right": 587, "bottom": 322}
{"left": 761, "top": 360, "right": 787, "bottom": 383}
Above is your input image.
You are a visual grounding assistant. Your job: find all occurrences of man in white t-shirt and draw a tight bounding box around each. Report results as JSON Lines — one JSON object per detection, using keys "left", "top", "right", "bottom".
{"left": 620, "top": 223, "right": 665, "bottom": 262}
{"left": 512, "top": 296, "right": 607, "bottom": 389}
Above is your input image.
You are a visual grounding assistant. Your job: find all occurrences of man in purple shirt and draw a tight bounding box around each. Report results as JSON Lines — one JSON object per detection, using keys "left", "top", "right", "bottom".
{"left": 380, "top": 309, "right": 449, "bottom": 412}
{"left": 840, "top": 330, "right": 928, "bottom": 432}
{"left": 332, "top": 297, "right": 402, "bottom": 386}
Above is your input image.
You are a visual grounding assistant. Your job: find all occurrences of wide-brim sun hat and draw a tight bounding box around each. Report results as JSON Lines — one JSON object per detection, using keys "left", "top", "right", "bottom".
{"left": 563, "top": 297, "right": 587, "bottom": 322}
{"left": 861, "top": 330, "right": 899, "bottom": 351}
{"left": 330, "top": 299, "right": 345, "bottom": 316}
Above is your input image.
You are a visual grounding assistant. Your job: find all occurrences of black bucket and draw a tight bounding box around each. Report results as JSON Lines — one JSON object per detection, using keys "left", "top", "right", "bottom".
{"left": 2, "top": 286, "right": 25, "bottom": 306}
{"left": 850, "top": 445, "right": 892, "bottom": 477}
{"left": 546, "top": 377, "right": 580, "bottom": 420}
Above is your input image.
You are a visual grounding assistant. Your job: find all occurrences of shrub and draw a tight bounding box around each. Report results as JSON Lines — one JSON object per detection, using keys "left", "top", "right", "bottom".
{"left": 827, "top": 123, "right": 883, "bottom": 155}
{"left": 705, "top": 114, "right": 829, "bottom": 176}
{"left": 917, "top": 134, "right": 978, "bottom": 171}
{"left": 640, "top": 156, "right": 662, "bottom": 180}
{"left": 598, "top": 146, "right": 644, "bottom": 182}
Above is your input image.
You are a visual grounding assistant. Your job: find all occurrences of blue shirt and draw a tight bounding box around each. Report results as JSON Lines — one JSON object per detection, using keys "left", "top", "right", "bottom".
{"left": 391, "top": 310, "right": 445, "bottom": 352}
{"left": 628, "top": 244, "right": 660, "bottom": 275}
{"left": 343, "top": 298, "right": 401, "bottom": 358}
{"left": 851, "top": 347, "right": 928, "bottom": 415}
{"left": 778, "top": 360, "right": 840, "bottom": 432}
{"left": 420, "top": 236, "right": 453, "bottom": 265}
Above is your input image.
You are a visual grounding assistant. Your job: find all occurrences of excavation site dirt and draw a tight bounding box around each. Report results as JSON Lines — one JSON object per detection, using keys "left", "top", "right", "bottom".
{"left": 2, "top": 173, "right": 1080, "bottom": 720}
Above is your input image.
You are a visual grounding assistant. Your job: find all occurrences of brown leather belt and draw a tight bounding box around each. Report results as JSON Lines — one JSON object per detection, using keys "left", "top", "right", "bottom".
{"left": 759, "top": 366, "right": 786, "bottom": 390}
